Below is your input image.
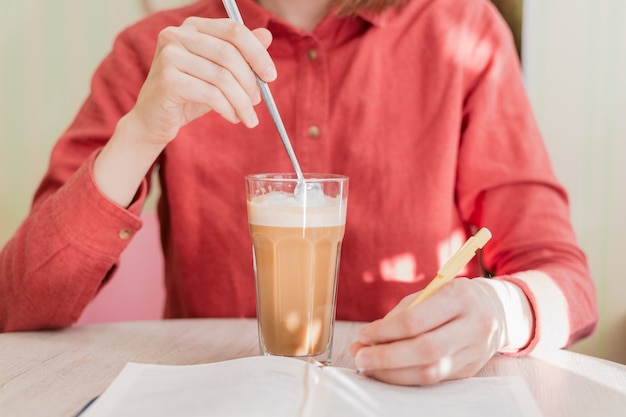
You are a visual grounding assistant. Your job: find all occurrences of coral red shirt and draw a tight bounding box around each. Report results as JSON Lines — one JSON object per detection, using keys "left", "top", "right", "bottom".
{"left": 0, "top": 0, "right": 596, "bottom": 352}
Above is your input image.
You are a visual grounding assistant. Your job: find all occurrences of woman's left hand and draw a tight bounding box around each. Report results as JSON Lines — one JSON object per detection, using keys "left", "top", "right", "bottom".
{"left": 349, "top": 278, "right": 508, "bottom": 385}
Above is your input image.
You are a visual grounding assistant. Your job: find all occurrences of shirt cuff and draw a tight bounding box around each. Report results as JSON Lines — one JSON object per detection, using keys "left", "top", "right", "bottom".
{"left": 495, "top": 271, "right": 571, "bottom": 356}
{"left": 49, "top": 150, "right": 148, "bottom": 258}
{"left": 473, "top": 277, "right": 534, "bottom": 354}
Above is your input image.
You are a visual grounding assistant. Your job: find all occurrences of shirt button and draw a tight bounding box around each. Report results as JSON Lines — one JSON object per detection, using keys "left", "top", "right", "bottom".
{"left": 119, "top": 229, "right": 133, "bottom": 240}
{"left": 307, "top": 48, "right": 318, "bottom": 61}
{"left": 307, "top": 125, "right": 321, "bottom": 139}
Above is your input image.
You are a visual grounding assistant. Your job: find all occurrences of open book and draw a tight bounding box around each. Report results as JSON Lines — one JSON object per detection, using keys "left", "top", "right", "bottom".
{"left": 80, "top": 356, "right": 543, "bottom": 417}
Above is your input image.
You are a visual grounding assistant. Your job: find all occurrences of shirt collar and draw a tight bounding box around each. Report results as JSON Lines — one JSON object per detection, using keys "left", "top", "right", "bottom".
{"left": 234, "top": 0, "right": 392, "bottom": 30}
{"left": 356, "top": 8, "right": 392, "bottom": 28}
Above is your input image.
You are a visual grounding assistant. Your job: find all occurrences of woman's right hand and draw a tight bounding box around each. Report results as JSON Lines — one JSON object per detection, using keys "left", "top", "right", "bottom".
{"left": 128, "top": 17, "right": 277, "bottom": 146}
{"left": 94, "top": 18, "right": 276, "bottom": 207}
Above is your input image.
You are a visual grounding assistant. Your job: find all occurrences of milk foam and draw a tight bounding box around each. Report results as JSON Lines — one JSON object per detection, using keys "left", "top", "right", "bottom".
{"left": 247, "top": 191, "right": 347, "bottom": 227}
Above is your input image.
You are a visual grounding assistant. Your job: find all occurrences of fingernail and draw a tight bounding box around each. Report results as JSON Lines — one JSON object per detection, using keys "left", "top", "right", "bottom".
{"left": 264, "top": 65, "right": 277, "bottom": 81}
{"left": 355, "top": 351, "right": 369, "bottom": 371}
{"left": 252, "top": 90, "right": 262, "bottom": 105}
{"left": 247, "top": 111, "right": 259, "bottom": 127}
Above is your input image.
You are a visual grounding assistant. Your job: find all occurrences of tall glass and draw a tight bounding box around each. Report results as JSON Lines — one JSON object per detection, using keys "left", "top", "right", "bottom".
{"left": 245, "top": 173, "right": 348, "bottom": 365}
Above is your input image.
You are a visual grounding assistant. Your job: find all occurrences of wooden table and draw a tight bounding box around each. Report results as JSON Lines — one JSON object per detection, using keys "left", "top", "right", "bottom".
{"left": 1, "top": 319, "right": 625, "bottom": 417}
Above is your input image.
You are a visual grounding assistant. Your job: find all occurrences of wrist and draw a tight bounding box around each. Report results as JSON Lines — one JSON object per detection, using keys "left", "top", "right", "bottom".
{"left": 474, "top": 277, "right": 534, "bottom": 353}
{"left": 93, "top": 114, "right": 165, "bottom": 207}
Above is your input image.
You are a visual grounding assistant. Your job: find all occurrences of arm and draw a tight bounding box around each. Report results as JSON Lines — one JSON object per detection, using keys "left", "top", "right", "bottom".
{"left": 0, "top": 16, "right": 276, "bottom": 332}
{"left": 350, "top": 185, "right": 596, "bottom": 385}
{"left": 94, "top": 17, "right": 276, "bottom": 207}
{"left": 349, "top": 1, "right": 597, "bottom": 385}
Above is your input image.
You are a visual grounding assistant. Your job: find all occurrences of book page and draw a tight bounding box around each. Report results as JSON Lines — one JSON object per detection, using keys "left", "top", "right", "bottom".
{"left": 81, "top": 356, "right": 543, "bottom": 417}
{"left": 81, "top": 356, "right": 321, "bottom": 417}
{"left": 308, "top": 367, "right": 543, "bottom": 417}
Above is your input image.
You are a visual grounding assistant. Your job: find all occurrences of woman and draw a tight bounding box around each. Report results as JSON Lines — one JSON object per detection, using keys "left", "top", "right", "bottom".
{"left": 0, "top": 0, "right": 596, "bottom": 385}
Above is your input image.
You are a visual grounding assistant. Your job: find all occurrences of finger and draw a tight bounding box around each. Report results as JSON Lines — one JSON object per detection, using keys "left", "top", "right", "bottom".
{"left": 181, "top": 50, "right": 260, "bottom": 126}
{"left": 360, "top": 340, "right": 482, "bottom": 386}
{"left": 156, "top": 36, "right": 258, "bottom": 126}
{"left": 252, "top": 27, "right": 273, "bottom": 49}
{"left": 355, "top": 319, "right": 470, "bottom": 372}
{"left": 159, "top": 25, "right": 261, "bottom": 107}
{"left": 153, "top": 43, "right": 257, "bottom": 126}
{"left": 176, "top": 73, "right": 241, "bottom": 125}
{"left": 362, "top": 358, "right": 458, "bottom": 386}
{"left": 358, "top": 285, "right": 462, "bottom": 346}
{"left": 183, "top": 17, "right": 277, "bottom": 82}
{"left": 356, "top": 313, "right": 500, "bottom": 386}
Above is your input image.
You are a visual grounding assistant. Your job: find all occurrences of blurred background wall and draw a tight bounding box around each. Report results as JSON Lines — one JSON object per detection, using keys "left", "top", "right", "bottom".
{"left": 0, "top": 0, "right": 624, "bottom": 362}
{"left": 522, "top": 0, "right": 626, "bottom": 363}
{"left": 0, "top": 0, "right": 146, "bottom": 244}
{"left": 492, "top": 0, "right": 626, "bottom": 363}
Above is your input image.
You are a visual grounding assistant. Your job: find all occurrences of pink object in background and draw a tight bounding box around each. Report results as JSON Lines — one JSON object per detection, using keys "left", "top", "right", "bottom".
{"left": 77, "top": 212, "right": 165, "bottom": 325}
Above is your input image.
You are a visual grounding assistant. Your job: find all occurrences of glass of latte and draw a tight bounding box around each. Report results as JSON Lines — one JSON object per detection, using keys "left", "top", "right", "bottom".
{"left": 245, "top": 173, "right": 349, "bottom": 365}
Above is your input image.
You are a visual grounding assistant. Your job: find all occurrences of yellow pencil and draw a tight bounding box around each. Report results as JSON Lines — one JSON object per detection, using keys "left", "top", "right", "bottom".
{"left": 407, "top": 227, "right": 492, "bottom": 309}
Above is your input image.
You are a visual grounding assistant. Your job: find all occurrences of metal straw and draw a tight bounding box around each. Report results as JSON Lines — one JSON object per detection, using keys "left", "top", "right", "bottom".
{"left": 222, "top": 0, "right": 305, "bottom": 181}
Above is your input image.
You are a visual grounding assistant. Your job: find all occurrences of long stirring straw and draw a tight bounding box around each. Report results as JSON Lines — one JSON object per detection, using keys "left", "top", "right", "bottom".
{"left": 222, "top": 0, "right": 304, "bottom": 181}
